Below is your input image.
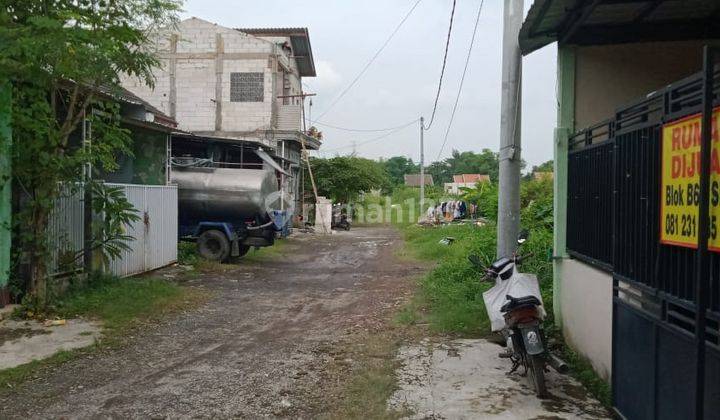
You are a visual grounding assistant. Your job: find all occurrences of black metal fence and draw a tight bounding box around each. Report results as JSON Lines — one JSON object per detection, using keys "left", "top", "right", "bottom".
{"left": 568, "top": 63, "right": 720, "bottom": 418}
{"left": 568, "top": 69, "right": 720, "bottom": 317}
{"left": 567, "top": 128, "right": 614, "bottom": 269}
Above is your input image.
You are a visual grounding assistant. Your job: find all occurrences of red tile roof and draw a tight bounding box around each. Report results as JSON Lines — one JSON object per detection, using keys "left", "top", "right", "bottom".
{"left": 452, "top": 174, "right": 489, "bottom": 183}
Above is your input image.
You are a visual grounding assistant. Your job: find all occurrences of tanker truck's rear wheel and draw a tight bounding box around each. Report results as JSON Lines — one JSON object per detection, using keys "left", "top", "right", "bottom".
{"left": 197, "top": 230, "right": 230, "bottom": 262}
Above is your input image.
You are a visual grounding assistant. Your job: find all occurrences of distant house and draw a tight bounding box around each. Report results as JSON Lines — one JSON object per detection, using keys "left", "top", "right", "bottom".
{"left": 404, "top": 174, "right": 434, "bottom": 187}
{"left": 444, "top": 174, "right": 490, "bottom": 195}
{"left": 533, "top": 171, "right": 553, "bottom": 181}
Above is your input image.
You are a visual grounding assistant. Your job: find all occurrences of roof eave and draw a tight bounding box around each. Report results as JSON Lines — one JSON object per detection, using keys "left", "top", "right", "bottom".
{"left": 290, "top": 30, "right": 316, "bottom": 77}
{"left": 235, "top": 27, "right": 316, "bottom": 77}
{"left": 519, "top": 0, "right": 720, "bottom": 56}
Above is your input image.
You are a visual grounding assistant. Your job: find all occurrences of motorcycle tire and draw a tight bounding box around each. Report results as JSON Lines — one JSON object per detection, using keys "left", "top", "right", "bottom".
{"left": 528, "top": 354, "right": 547, "bottom": 398}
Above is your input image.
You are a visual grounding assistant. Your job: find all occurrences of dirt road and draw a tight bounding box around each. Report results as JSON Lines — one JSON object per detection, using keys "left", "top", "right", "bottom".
{"left": 0, "top": 227, "right": 422, "bottom": 418}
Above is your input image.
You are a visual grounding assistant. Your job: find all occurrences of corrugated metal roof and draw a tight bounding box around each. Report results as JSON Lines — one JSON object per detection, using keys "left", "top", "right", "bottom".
{"left": 236, "top": 27, "right": 316, "bottom": 77}
{"left": 520, "top": 0, "right": 720, "bottom": 55}
{"left": 92, "top": 84, "right": 177, "bottom": 128}
{"left": 236, "top": 27, "right": 309, "bottom": 35}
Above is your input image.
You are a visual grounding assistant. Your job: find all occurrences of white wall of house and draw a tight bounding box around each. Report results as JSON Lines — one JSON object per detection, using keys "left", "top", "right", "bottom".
{"left": 443, "top": 182, "right": 478, "bottom": 195}
{"left": 559, "top": 259, "right": 613, "bottom": 380}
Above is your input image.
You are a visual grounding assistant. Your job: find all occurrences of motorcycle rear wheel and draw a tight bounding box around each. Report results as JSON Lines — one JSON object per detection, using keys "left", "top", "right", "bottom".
{"left": 528, "top": 355, "right": 547, "bottom": 398}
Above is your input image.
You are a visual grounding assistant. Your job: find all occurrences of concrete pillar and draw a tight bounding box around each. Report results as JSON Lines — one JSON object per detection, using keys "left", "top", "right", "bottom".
{"left": 496, "top": 0, "right": 524, "bottom": 258}
{"left": 0, "top": 80, "right": 11, "bottom": 305}
{"left": 553, "top": 46, "right": 576, "bottom": 327}
{"left": 314, "top": 196, "right": 332, "bottom": 234}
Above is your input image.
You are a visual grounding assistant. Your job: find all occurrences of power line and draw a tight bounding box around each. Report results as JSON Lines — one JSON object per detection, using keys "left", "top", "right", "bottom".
{"left": 316, "top": 121, "right": 417, "bottom": 153}
{"left": 313, "top": 0, "right": 423, "bottom": 122}
{"left": 423, "top": 0, "right": 457, "bottom": 131}
{"left": 436, "top": 0, "right": 485, "bottom": 160}
{"left": 308, "top": 118, "right": 419, "bottom": 133}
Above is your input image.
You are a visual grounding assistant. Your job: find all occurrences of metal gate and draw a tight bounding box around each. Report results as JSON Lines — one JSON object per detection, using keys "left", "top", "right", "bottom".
{"left": 567, "top": 49, "right": 720, "bottom": 418}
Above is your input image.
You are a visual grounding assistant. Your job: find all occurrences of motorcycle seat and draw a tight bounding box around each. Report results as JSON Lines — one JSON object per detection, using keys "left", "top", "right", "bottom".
{"left": 500, "top": 295, "right": 541, "bottom": 313}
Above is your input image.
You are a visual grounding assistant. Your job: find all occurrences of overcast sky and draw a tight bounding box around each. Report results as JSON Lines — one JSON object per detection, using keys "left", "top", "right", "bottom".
{"left": 181, "top": 0, "right": 557, "bottom": 168}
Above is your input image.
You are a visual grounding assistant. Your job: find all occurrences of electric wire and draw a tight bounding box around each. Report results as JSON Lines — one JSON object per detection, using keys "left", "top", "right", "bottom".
{"left": 313, "top": 0, "right": 423, "bottom": 122}
{"left": 309, "top": 118, "right": 419, "bottom": 133}
{"left": 316, "top": 121, "right": 418, "bottom": 153}
{"left": 436, "top": 0, "right": 485, "bottom": 160}
{"left": 422, "top": 0, "right": 457, "bottom": 131}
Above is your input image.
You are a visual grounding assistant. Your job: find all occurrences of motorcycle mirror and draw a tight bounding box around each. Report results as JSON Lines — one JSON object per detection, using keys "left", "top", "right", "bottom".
{"left": 468, "top": 254, "right": 483, "bottom": 268}
{"left": 517, "top": 230, "right": 529, "bottom": 244}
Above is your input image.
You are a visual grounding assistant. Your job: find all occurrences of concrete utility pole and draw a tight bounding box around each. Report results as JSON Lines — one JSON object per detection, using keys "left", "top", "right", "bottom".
{"left": 497, "top": 0, "right": 524, "bottom": 258}
{"left": 419, "top": 117, "right": 425, "bottom": 215}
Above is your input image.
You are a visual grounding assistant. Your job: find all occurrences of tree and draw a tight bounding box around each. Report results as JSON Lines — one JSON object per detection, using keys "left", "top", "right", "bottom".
{"left": 426, "top": 160, "right": 451, "bottom": 186}
{"left": 523, "top": 159, "right": 553, "bottom": 180}
{"left": 427, "top": 149, "right": 505, "bottom": 184}
{"left": 382, "top": 156, "right": 419, "bottom": 186}
{"left": 307, "top": 156, "right": 391, "bottom": 203}
{"left": 532, "top": 160, "right": 553, "bottom": 173}
{"left": 0, "top": 0, "right": 181, "bottom": 307}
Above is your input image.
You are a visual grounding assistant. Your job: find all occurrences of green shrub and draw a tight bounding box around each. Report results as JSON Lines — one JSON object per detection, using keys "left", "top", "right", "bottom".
{"left": 177, "top": 241, "right": 198, "bottom": 266}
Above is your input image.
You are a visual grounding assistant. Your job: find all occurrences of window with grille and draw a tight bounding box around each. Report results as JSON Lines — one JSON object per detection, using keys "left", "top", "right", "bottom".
{"left": 230, "top": 72, "right": 264, "bottom": 102}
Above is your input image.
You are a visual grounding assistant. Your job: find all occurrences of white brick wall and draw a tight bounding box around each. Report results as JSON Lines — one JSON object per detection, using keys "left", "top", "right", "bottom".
{"left": 119, "top": 58, "right": 171, "bottom": 116}
{"left": 120, "top": 18, "right": 308, "bottom": 138}
{"left": 176, "top": 59, "right": 216, "bottom": 131}
{"left": 221, "top": 59, "right": 272, "bottom": 131}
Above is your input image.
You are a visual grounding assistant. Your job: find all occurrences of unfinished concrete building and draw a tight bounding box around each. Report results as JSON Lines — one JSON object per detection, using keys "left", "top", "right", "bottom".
{"left": 122, "top": 17, "right": 321, "bottom": 214}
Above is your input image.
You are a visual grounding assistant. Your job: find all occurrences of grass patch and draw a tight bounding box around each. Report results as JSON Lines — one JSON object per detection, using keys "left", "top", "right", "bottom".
{"left": 557, "top": 340, "right": 612, "bottom": 407}
{"left": 0, "top": 349, "right": 79, "bottom": 390}
{"left": 54, "top": 273, "right": 205, "bottom": 335}
{"left": 177, "top": 238, "right": 290, "bottom": 268}
{"left": 397, "top": 222, "right": 612, "bottom": 406}
{"left": 393, "top": 292, "right": 427, "bottom": 327}
{"left": 0, "top": 273, "right": 208, "bottom": 390}
{"left": 177, "top": 241, "right": 199, "bottom": 266}
{"left": 325, "top": 330, "right": 410, "bottom": 420}
{"left": 241, "top": 239, "right": 290, "bottom": 263}
{"left": 396, "top": 223, "right": 499, "bottom": 335}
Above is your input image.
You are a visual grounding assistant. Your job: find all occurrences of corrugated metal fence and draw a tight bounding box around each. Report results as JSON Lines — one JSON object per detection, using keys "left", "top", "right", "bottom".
{"left": 48, "top": 185, "right": 85, "bottom": 277}
{"left": 48, "top": 183, "right": 177, "bottom": 278}
{"left": 105, "top": 183, "right": 177, "bottom": 277}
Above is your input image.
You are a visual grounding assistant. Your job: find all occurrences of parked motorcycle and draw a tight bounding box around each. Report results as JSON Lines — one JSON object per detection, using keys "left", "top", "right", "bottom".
{"left": 468, "top": 232, "right": 567, "bottom": 398}
{"left": 331, "top": 204, "right": 351, "bottom": 231}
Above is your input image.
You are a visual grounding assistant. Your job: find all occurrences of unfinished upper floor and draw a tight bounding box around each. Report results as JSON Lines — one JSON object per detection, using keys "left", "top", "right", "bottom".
{"left": 121, "top": 18, "right": 320, "bottom": 150}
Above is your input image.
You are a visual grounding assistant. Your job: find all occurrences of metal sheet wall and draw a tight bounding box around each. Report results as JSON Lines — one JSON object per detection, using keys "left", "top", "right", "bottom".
{"left": 48, "top": 185, "right": 85, "bottom": 277}
{"left": 48, "top": 183, "right": 177, "bottom": 278}
{"left": 105, "top": 183, "right": 178, "bottom": 278}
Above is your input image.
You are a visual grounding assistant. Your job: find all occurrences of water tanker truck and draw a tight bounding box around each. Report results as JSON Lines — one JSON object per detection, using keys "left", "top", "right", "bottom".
{"left": 171, "top": 137, "right": 287, "bottom": 262}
